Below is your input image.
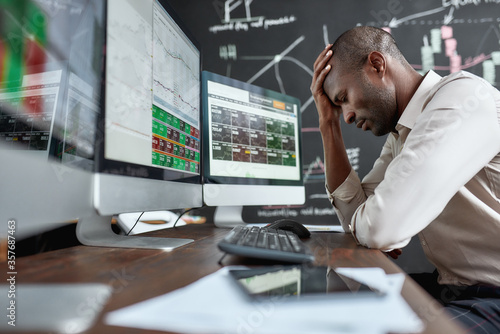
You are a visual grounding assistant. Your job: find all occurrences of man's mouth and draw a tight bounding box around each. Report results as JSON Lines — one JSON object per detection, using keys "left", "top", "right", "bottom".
{"left": 356, "top": 119, "right": 369, "bottom": 131}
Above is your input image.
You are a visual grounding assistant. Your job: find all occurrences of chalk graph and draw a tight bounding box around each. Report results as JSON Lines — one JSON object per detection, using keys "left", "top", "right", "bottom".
{"left": 226, "top": 1, "right": 500, "bottom": 186}
{"left": 364, "top": 3, "right": 500, "bottom": 84}
{"left": 168, "top": 0, "right": 500, "bottom": 221}
{"left": 415, "top": 24, "right": 500, "bottom": 84}
{"left": 213, "top": 0, "right": 500, "bottom": 106}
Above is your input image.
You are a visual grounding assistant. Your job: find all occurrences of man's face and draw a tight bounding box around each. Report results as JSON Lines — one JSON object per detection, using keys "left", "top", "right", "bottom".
{"left": 324, "top": 65, "right": 398, "bottom": 136}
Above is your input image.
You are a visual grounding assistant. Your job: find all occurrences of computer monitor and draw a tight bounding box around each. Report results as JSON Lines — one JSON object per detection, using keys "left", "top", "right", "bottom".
{"left": 76, "top": 0, "right": 203, "bottom": 249}
{"left": 201, "top": 71, "right": 305, "bottom": 227}
{"left": 0, "top": 0, "right": 102, "bottom": 240}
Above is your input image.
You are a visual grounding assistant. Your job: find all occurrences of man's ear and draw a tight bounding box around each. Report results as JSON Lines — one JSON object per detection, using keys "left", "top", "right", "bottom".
{"left": 367, "top": 51, "right": 386, "bottom": 76}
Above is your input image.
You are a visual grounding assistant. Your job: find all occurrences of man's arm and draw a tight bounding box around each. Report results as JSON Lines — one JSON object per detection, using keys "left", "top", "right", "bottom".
{"left": 353, "top": 75, "right": 500, "bottom": 250}
{"left": 310, "top": 46, "right": 352, "bottom": 195}
{"left": 310, "top": 46, "right": 404, "bottom": 258}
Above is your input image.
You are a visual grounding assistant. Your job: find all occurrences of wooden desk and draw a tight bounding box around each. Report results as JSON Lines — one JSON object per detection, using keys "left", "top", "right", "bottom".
{"left": 5, "top": 223, "right": 466, "bottom": 334}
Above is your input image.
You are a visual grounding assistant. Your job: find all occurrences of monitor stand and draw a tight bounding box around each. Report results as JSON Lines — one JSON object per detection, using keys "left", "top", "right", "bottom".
{"left": 116, "top": 211, "right": 186, "bottom": 235}
{"left": 213, "top": 206, "right": 246, "bottom": 228}
{"left": 76, "top": 210, "right": 193, "bottom": 250}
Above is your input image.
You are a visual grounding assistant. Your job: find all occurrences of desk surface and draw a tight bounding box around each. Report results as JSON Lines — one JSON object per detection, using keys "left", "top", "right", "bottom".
{"left": 5, "top": 223, "right": 466, "bottom": 334}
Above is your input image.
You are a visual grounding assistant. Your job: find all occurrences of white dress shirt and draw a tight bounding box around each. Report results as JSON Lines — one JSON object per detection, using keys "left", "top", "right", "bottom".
{"left": 327, "top": 70, "right": 500, "bottom": 286}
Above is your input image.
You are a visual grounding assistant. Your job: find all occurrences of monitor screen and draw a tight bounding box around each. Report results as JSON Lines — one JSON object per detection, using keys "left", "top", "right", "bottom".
{"left": 0, "top": 0, "right": 203, "bottom": 249}
{"left": 202, "top": 71, "right": 305, "bottom": 226}
{"left": 103, "top": 0, "right": 200, "bottom": 179}
{"left": 0, "top": 3, "right": 100, "bottom": 168}
{"left": 0, "top": 0, "right": 103, "bottom": 239}
{"left": 81, "top": 0, "right": 203, "bottom": 249}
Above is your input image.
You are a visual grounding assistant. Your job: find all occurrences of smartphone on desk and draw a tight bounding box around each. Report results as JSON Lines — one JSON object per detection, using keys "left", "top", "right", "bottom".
{"left": 228, "top": 265, "right": 384, "bottom": 302}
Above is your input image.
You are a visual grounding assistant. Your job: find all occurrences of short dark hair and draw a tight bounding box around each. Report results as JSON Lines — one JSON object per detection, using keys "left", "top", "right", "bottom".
{"left": 331, "top": 26, "right": 409, "bottom": 74}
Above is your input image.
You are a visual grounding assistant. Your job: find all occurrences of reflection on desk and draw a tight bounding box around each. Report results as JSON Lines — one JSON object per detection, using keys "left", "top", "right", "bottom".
{"left": 106, "top": 266, "right": 423, "bottom": 333}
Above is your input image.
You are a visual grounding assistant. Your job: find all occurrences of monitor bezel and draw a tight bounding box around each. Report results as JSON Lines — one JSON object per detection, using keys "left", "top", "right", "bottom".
{"left": 95, "top": 0, "right": 203, "bottom": 186}
{"left": 201, "top": 71, "right": 304, "bottom": 188}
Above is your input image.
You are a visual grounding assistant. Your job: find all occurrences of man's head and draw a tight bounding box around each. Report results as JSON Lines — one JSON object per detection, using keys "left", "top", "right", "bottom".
{"left": 324, "top": 26, "right": 413, "bottom": 136}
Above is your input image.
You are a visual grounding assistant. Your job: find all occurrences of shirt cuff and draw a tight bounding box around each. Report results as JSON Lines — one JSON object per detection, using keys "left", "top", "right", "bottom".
{"left": 325, "top": 168, "right": 362, "bottom": 203}
{"left": 349, "top": 222, "right": 360, "bottom": 244}
{"left": 348, "top": 208, "right": 361, "bottom": 244}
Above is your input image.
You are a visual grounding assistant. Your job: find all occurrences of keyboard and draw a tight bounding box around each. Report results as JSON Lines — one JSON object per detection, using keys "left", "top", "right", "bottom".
{"left": 218, "top": 225, "right": 315, "bottom": 263}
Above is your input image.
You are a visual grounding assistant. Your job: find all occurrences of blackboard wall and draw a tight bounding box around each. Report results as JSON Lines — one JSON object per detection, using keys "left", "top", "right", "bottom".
{"left": 168, "top": 0, "right": 500, "bottom": 226}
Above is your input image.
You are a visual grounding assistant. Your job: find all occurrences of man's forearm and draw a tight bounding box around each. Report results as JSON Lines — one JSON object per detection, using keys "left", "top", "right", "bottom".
{"left": 320, "top": 118, "right": 352, "bottom": 192}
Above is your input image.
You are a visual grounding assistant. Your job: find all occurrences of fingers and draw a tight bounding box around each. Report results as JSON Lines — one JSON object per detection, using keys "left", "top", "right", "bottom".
{"left": 385, "top": 249, "right": 403, "bottom": 259}
{"left": 388, "top": 253, "right": 398, "bottom": 259}
{"left": 313, "top": 48, "right": 333, "bottom": 81}
{"left": 313, "top": 44, "right": 333, "bottom": 71}
{"left": 310, "top": 44, "right": 341, "bottom": 122}
{"left": 310, "top": 45, "right": 333, "bottom": 95}
{"left": 310, "top": 61, "right": 332, "bottom": 97}
{"left": 314, "top": 62, "right": 331, "bottom": 91}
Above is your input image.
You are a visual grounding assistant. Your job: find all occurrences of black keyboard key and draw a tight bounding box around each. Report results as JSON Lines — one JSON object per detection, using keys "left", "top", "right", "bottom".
{"left": 286, "top": 232, "right": 307, "bottom": 253}
{"left": 256, "top": 231, "right": 268, "bottom": 248}
{"left": 241, "top": 227, "right": 259, "bottom": 246}
{"left": 268, "top": 233, "right": 279, "bottom": 250}
{"left": 224, "top": 226, "right": 245, "bottom": 244}
{"left": 277, "top": 230, "right": 292, "bottom": 252}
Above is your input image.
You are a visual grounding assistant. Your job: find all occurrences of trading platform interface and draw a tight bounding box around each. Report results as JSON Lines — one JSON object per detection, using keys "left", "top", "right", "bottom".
{"left": 206, "top": 78, "right": 301, "bottom": 182}
{"left": 105, "top": 0, "right": 200, "bottom": 176}
{"left": 0, "top": 71, "right": 59, "bottom": 153}
{"left": 152, "top": 3, "right": 200, "bottom": 174}
{"left": 0, "top": 1, "right": 100, "bottom": 170}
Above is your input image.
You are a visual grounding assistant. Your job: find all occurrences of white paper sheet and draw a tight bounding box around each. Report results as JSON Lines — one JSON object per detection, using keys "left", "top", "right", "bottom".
{"left": 245, "top": 223, "right": 344, "bottom": 233}
{"left": 304, "top": 224, "right": 344, "bottom": 233}
{"left": 105, "top": 267, "right": 423, "bottom": 334}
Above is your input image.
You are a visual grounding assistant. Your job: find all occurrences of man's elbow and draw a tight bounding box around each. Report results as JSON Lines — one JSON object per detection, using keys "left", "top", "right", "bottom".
{"left": 354, "top": 213, "right": 411, "bottom": 250}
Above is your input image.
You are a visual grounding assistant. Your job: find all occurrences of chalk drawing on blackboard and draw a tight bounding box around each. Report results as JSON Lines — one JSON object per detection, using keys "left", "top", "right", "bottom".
{"left": 239, "top": 35, "right": 318, "bottom": 112}
{"left": 174, "top": 0, "right": 500, "bottom": 222}
{"left": 322, "top": 24, "right": 329, "bottom": 47}
{"left": 302, "top": 147, "right": 360, "bottom": 184}
{"left": 303, "top": 157, "right": 325, "bottom": 184}
{"left": 209, "top": 0, "right": 297, "bottom": 33}
{"left": 387, "top": 7, "right": 446, "bottom": 28}
{"left": 410, "top": 25, "right": 500, "bottom": 84}
{"left": 246, "top": 35, "right": 305, "bottom": 84}
{"left": 223, "top": 0, "right": 256, "bottom": 23}
{"left": 364, "top": 2, "right": 500, "bottom": 85}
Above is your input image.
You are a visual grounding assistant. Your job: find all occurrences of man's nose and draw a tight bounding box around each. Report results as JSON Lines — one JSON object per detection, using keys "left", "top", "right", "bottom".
{"left": 343, "top": 110, "right": 355, "bottom": 124}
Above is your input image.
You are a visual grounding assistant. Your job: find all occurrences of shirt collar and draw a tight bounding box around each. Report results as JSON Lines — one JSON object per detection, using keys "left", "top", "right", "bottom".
{"left": 396, "top": 70, "right": 442, "bottom": 133}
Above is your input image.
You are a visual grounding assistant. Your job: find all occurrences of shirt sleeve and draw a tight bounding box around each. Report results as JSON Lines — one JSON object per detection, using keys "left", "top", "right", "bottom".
{"left": 326, "top": 135, "right": 397, "bottom": 236}
{"left": 352, "top": 75, "right": 500, "bottom": 251}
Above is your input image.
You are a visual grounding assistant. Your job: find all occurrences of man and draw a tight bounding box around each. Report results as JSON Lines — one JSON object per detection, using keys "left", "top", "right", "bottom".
{"left": 311, "top": 26, "right": 500, "bottom": 333}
